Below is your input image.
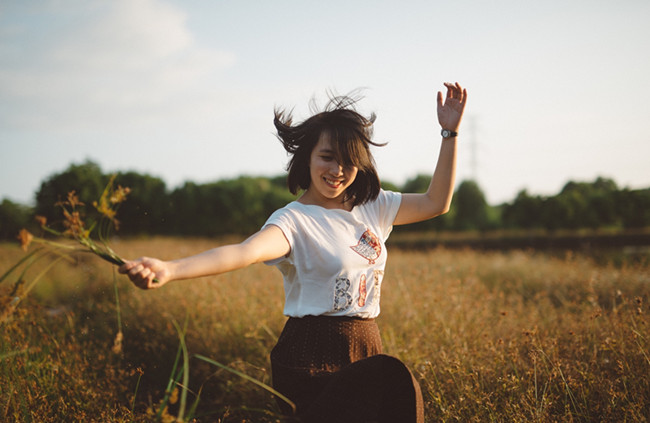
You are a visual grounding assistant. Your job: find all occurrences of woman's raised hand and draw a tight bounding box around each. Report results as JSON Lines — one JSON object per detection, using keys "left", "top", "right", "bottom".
{"left": 437, "top": 82, "right": 467, "bottom": 133}
{"left": 119, "top": 257, "right": 172, "bottom": 289}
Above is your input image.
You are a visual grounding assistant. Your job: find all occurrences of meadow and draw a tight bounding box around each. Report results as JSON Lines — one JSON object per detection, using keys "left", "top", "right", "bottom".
{"left": 1, "top": 237, "right": 649, "bottom": 422}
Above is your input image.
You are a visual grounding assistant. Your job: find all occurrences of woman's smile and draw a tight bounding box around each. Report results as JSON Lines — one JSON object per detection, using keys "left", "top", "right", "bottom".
{"left": 324, "top": 177, "right": 343, "bottom": 188}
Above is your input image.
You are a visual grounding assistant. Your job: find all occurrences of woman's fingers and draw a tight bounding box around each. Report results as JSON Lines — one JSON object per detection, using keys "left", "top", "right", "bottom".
{"left": 118, "top": 258, "right": 160, "bottom": 289}
{"left": 446, "top": 84, "right": 467, "bottom": 108}
{"left": 443, "top": 82, "right": 466, "bottom": 101}
{"left": 135, "top": 271, "right": 156, "bottom": 289}
{"left": 438, "top": 82, "right": 467, "bottom": 107}
{"left": 118, "top": 260, "right": 134, "bottom": 274}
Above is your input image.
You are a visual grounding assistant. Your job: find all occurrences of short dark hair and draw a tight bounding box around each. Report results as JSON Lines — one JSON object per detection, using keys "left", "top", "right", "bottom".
{"left": 273, "top": 92, "right": 385, "bottom": 207}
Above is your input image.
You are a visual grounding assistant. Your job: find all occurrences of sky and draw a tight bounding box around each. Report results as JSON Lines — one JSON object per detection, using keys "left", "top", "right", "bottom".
{"left": 1, "top": 0, "right": 649, "bottom": 207}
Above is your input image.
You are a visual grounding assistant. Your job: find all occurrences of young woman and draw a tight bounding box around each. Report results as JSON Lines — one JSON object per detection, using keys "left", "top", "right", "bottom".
{"left": 120, "top": 82, "right": 467, "bottom": 422}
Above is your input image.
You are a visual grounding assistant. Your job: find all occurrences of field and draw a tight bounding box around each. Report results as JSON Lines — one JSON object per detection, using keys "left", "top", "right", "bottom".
{"left": 1, "top": 237, "right": 649, "bottom": 422}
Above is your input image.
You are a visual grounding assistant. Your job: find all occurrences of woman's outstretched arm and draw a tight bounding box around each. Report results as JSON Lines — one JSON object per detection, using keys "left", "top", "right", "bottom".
{"left": 394, "top": 82, "right": 467, "bottom": 226}
{"left": 119, "top": 225, "right": 290, "bottom": 289}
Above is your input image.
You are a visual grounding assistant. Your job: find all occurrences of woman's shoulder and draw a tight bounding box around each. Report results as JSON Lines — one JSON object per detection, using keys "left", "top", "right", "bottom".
{"left": 360, "top": 189, "right": 402, "bottom": 211}
{"left": 355, "top": 189, "right": 402, "bottom": 236}
{"left": 267, "top": 201, "right": 301, "bottom": 220}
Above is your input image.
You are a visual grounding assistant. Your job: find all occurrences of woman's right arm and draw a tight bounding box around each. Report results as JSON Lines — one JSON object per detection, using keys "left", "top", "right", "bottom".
{"left": 119, "top": 225, "right": 290, "bottom": 290}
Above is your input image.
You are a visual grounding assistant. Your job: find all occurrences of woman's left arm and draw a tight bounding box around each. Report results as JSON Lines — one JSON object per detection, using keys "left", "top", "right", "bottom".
{"left": 394, "top": 82, "right": 467, "bottom": 226}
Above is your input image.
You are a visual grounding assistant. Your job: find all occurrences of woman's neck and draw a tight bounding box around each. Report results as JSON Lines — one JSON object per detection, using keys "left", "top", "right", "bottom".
{"left": 297, "top": 190, "right": 354, "bottom": 211}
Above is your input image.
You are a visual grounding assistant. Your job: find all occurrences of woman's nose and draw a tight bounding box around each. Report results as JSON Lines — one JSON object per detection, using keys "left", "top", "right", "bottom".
{"left": 329, "top": 162, "right": 343, "bottom": 175}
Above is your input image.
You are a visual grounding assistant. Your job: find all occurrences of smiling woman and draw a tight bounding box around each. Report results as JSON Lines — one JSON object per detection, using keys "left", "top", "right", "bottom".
{"left": 120, "top": 83, "right": 467, "bottom": 422}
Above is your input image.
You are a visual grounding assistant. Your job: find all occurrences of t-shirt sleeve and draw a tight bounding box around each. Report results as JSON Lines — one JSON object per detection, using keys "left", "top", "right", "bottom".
{"left": 374, "top": 189, "right": 402, "bottom": 240}
{"left": 261, "top": 207, "right": 295, "bottom": 266}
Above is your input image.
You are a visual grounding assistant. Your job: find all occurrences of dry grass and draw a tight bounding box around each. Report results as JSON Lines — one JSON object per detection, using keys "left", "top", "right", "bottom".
{"left": 1, "top": 238, "right": 649, "bottom": 422}
{"left": 382, "top": 248, "right": 649, "bottom": 421}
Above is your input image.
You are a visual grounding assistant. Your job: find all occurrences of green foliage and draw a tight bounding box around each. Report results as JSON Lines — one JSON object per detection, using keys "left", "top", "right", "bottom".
{"left": 616, "top": 188, "right": 650, "bottom": 229}
{"left": 0, "top": 199, "right": 33, "bottom": 239}
{"left": 113, "top": 171, "right": 169, "bottom": 235}
{"left": 502, "top": 190, "right": 543, "bottom": 229}
{"left": 4, "top": 160, "right": 648, "bottom": 241}
{"left": 167, "top": 177, "right": 296, "bottom": 236}
{"left": 401, "top": 174, "right": 431, "bottom": 193}
{"left": 380, "top": 180, "right": 400, "bottom": 192}
{"left": 555, "top": 177, "right": 619, "bottom": 229}
{"left": 452, "top": 180, "right": 489, "bottom": 231}
{"left": 503, "top": 176, "right": 650, "bottom": 231}
{"left": 35, "top": 160, "right": 106, "bottom": 225}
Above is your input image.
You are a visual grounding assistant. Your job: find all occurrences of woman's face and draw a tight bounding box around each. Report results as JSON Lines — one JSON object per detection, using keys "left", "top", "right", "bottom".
{"left": 305, "top": 132, "right": 359, "bottom": 208}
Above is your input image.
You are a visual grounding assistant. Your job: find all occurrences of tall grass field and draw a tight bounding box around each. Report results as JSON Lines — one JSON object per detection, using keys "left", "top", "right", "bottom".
{"left": 1, "top": 237, "right": 649, "bottom": 422}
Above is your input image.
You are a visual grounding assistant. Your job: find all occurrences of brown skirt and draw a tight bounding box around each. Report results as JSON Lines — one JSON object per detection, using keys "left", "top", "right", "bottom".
{"left": 271, "top": 315, "right": 424, "bottom": 423}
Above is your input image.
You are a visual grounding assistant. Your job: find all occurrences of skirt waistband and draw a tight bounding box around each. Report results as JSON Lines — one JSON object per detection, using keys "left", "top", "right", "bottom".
{"left": 289, "top": 314, "right": 375, "bottom": 323}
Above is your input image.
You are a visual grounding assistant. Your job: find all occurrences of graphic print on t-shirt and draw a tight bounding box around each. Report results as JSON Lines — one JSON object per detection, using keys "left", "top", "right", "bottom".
{"left": 371, "top": 270, "right": 383, "bottom": 307}
{"left": 333, "top": 277, "right": 353, "bottom": 311}
{"left": 350, "top": 229, "right": 381, "bottom": 264}
{"left": 358, "top": 274, "right": 367, "bottom": 307}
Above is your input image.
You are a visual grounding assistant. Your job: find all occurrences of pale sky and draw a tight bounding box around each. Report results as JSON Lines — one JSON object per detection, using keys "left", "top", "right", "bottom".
{"left": 1, "top": 0, "right": 649, "bottom": 206}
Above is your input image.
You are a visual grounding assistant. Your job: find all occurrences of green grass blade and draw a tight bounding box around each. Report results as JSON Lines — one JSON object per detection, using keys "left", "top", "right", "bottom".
{"left": 171, "top": 319, "right": 190, "bottom": 422}
{"left": 184, "top": 384, "right": 203, "bottom": 421}
{"left": 131, "top": 370, "right": 143, "bottom": 416}
{"left": 0, "top": 248, "right": 43, "bottom": 284}
{"left": 156, "top": 348, "right": 183, "bottom": 421}
{"left": 22, "top": 256, "right": 66, "bottom": 298}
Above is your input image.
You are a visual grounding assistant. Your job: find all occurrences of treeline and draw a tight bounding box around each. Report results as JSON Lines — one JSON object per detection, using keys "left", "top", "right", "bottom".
{"left": 501, "top": 179, "right": 650, "bottom": 231}
{"left": 1, "top": 161, "right": 295, "bottom": 239}
{"left": 1, "top": 161, "right": 649, "bottom": 240}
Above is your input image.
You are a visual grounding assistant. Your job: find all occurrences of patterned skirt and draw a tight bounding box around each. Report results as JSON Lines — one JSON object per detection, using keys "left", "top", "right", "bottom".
{"left": 271, "top": 315, "right": 424, "bottom": 422}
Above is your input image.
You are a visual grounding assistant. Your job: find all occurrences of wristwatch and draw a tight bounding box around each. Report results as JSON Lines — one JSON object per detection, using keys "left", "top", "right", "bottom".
{"left": 441, "top": 129, "right": 458, "bottom": 138}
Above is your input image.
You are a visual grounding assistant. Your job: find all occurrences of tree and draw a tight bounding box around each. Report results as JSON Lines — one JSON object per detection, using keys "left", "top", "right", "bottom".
{"left": 401, "top": 174, "right": 431, "bottom": 194}
{"left": 113, "top": 172, "right": 169, "bottom": 235}
{"left": 540, "top": 195, "right": 568, "bottom": 232}
{"left": 502, "top": 189, "right": 543, "bottom": 229}
{"left": 555, "top": 177, "right": 619, "bottom": 229}
{"left": 168, "top": 182, "right": 204, "bottom": 235}
{"left": 590, "top": 177, "right": 619, "bottom": 228}
{"left": 380, "top": 180, "right": 400, "bottom": 192}
{"left": 35, "top": 161, "right": 107, "bottom": 229}
{"left": 168, "top": 176, "right": 297, "bottom": 236}
{"left": 502, "top": 177, "right": 624, "bottom": 231}
{"left": 0, "top": 199, "right": 33, "bottom": 240}
{"left": 617, "top": 188, "right": 650, "bottom": 229}
{"left": 452, "top": 180, "right": 489, "bottom": 231}
{"left": 212, "top": 176, "right": 295, "bottom": 234}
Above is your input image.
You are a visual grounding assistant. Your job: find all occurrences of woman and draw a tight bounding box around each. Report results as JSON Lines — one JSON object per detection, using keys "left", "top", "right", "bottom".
{"left": 120, "top": 82, "right": 467, "bottom": 422}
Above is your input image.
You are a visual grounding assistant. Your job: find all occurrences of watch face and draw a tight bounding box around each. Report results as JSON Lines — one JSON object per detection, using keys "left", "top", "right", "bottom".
{"left": 442, "top": 130, "right": 450, "bottom": 138}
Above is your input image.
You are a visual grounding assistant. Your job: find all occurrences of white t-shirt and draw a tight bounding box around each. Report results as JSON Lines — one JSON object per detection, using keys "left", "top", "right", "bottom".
{"left": 263, "top": 189, "right": 402, "bottom": 319}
